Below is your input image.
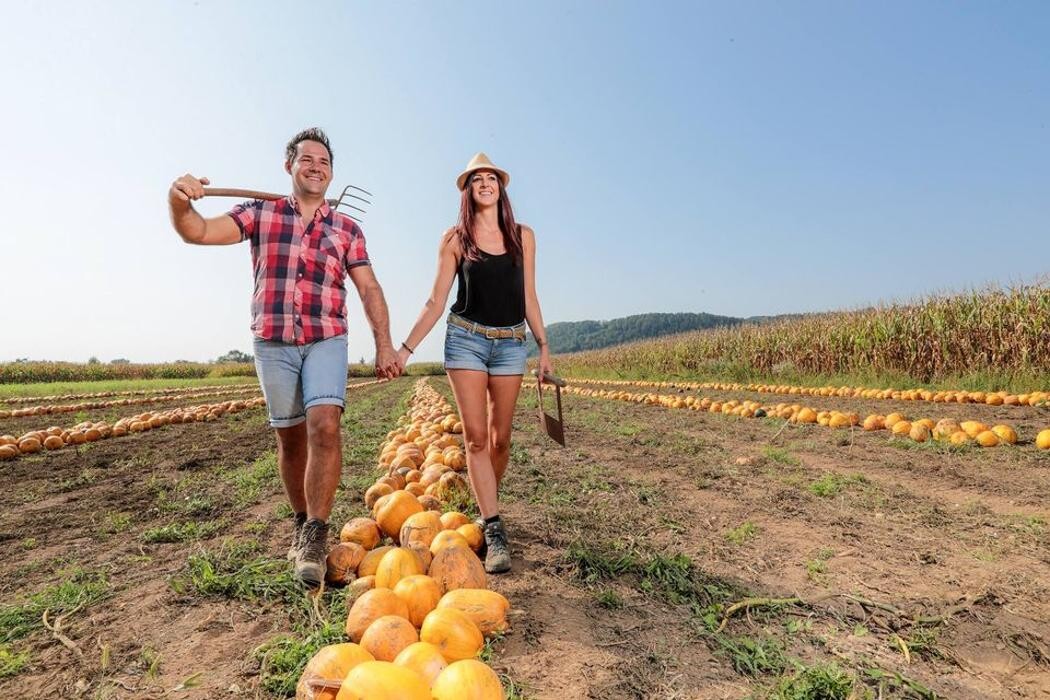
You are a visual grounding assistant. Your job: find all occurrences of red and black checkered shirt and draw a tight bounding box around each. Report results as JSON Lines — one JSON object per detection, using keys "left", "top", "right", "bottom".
{"left": 227, "top": 196, "right": 370, "bottom": 345}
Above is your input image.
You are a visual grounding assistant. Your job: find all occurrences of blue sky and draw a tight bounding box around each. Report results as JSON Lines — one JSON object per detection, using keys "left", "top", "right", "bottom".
{"left": 1, "top": 1, "right": 1047, "bottom": 363}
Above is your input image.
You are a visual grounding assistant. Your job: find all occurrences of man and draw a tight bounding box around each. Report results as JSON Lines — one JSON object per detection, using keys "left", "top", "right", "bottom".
{"left": 167, "top": 128, "right": 401, "bottom": 586}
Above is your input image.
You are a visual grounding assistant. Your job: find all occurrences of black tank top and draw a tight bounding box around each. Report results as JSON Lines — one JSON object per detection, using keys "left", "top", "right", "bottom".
{"left": 450, "top": 250, "right": 525, "bottom": 327}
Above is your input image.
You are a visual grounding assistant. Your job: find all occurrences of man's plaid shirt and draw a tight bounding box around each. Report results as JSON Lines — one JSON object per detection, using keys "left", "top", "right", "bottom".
{"left": 227, "top": 196, "right": 370, "bottom": 345}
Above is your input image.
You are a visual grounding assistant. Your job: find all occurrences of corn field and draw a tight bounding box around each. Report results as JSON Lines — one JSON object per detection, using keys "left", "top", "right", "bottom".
{"left": 553, "top": 285, "right": 1050, "bottom": 389}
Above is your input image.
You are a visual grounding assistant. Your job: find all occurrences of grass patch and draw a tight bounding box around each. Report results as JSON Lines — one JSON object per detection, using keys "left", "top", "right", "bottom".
{"left": 565, "top": 540, "right": 637, "bottom": 583}
{"left": 142, "top": 520, "right": 224, "bottom": 544}
{"left": 0, "top": 570, "right": 110, "bottom": 643}
{"left": 808, "top": 473, "right": 868, "bottom": 498}
{"left": 56, "top": 469, "right": 99, "bottom": 493}
{"left": 594, "top": 588, "right": 625, "bottom": 609}
{"left": 226, "top": 452, "right": 280, "bottom": 507}
{"left": 725, "top": 521, "right": 759, "bottom": 545}
{"left": 255, "top": 617, "right": 346, "bottom": 695}
{"left": 712, "top": 635, "right": 787, "bottom": 677}
{"left": 762, "top": 446, "right": 800, "bottom": 466}
{"left": 0, "top": 643, "right": 29, "bottom": 679}
{"left": 768, "top": 662, "right": 855, "bottom": 699}
{"left": 894, "top": 624, "right": 946, "bottom": 661}
{"left": 172, "top": 540, "right": 298, "bottom": 604}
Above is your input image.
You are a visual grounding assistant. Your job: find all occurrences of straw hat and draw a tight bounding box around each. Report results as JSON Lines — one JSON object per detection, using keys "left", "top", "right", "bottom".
{"left": 456, "top": 152, "right": 510, "bottom": 190}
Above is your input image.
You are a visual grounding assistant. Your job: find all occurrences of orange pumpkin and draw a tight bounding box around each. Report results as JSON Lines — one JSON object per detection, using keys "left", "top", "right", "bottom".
{"left": 909, "top": 423, "right": 930, "bottom": 443}
{"left": 295, "top": 643, "right": 374, "bottom": 700}
{"left": 341, "top": 518, "right": 382, "bottom": 550}
{"left": 325, "top": 543, "right": 366, "bottom": 587}
{"left": 345, "top": 588, "right": 411, "bottom": 642}
{"left": 975, "top": 430, "right": 1000, "bottom": 447}
{"left": 358, "top": 546, "right": 395, "bottom": 578}
{"left": 417, "top": 495, "right": 442, "bottom": 512}
{"left": 431, "top": 659, "right": 503, "bottom": 700}
{"left": 375, "top": 491, "right": 424, "bottom": 542}
{"left": 393, "top": 575, "right": 443, "bottom": 628}
{"left": 419, "top": 608, "right": 484, "bottom": 662}
{"left": 440, "top": 512, "right": 470, "bottom": 531}
{"left": 399, "top": 510, "right": 444, "bottom": 550}
{"left": 991, "top": 425, "right": 1017, "bottom": 444}
{"left": 365, "top": 483, "right": 394, "bottom": 510}
{"left": 334, "top": 660, "right": 430, "bottom": 700}
{"left": 456, "top": 523, "right": 483, "bottom": 552}
{"left": 374, "top": 548, "right": 422, "bottom": 589}
{"left": 437, "top": 589, "right": 510, "bottom": 636}
{"left": 360, "top": 615, "right": 419, "bottom": 662}
{"left": 405, "top": 482, "right": 426, "bottom": 497}
{"left": 405, "top": 544, "right": 433, "bottom": 574}
{"left": 348, "top": 576, "right": 376, "bottom": 603}
{"left": 393, "top": 642, "right": 448, "bottom": 688}
{"left": 430, "top": 530, "right": 470, "bottom": 555}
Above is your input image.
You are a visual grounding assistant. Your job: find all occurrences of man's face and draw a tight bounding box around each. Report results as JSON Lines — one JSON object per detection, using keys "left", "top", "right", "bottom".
{"left": 286, "top": 140, "right": 332, "bottom": 198}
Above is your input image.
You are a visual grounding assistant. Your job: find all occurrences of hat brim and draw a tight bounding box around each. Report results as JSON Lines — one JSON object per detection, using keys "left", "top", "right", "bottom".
{"left": 457, "top": 166, "right": 510, "bottom": 191}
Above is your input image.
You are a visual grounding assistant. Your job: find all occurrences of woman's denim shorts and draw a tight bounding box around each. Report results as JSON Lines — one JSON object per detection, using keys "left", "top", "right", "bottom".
{"left": 253, "top": 334, "right": 348, "bottom": 428}
{"left": 443, "top": 321, "right": 528, "bottom": 376}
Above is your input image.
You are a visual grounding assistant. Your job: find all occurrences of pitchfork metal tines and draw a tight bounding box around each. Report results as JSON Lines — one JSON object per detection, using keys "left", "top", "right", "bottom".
{"left": 202, "top": 185, "right": 373, "bottom": 223}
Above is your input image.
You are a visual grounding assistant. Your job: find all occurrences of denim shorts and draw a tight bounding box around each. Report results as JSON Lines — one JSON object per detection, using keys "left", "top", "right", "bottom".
{"left": 252, "top": 334, "right": 348, "bottom": 428}
{"left": 443, "top": 322, "right": 528, "bottom": 375}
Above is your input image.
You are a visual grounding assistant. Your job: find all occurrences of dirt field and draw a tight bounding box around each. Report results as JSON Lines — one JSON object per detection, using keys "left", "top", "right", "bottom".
{"left": 1, "top": 377, "right": 1048, "bottom": 698}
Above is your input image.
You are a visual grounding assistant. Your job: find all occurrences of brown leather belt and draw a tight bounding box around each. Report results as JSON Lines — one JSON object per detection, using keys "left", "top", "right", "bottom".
{"left": 447, "top": 313, "right": 527, "bottom": 340}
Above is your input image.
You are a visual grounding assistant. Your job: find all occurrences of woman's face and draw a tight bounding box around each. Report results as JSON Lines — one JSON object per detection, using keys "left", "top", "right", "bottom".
{"left": 470, "top": 170, "right": 501, "bottom": 207}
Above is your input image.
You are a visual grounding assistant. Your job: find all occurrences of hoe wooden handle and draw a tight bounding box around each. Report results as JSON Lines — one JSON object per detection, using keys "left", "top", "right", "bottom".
{"left": 532, "top": 370, "right": 567, "bottom": 387}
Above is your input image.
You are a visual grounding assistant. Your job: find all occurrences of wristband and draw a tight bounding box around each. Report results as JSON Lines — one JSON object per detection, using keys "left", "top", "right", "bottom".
{"left": 401, "top": 341, "right": 415, "bottom": 354}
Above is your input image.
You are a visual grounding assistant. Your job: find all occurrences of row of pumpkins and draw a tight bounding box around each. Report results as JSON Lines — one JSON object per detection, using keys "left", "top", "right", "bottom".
{"left": 565, "top": 385, "right": 1050, "bottom": 449}
{"left": 568, "top": 377, "right": 1050, "bottom": 408}
{"left": 0, "top": 379, "right": 262, "bottom": 405}
{"left": 0, "top": 380, "right": 384, "bottom": 461}
{"left": 0, "top": 383, "right": 262, "bottom": 419}
{"left": 297, "top": 379, "right": 509, "bottom": 700}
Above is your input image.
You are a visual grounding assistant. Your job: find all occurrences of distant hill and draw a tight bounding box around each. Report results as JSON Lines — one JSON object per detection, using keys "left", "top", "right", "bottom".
{"left": 526, "top": 312, "right": 746, "bottom": 356}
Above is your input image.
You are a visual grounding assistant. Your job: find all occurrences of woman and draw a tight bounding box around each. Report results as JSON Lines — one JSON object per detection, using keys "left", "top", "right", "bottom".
{"left": 398, "top": 152, "right": 553, "bottom": 574}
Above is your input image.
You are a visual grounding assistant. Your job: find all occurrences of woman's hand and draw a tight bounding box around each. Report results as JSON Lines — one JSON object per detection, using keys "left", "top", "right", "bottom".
{"left": 538, "top": 346, "right": 554, "bottom": 379}
{"left": 397, "top": 345, "right": 412, "bottom": 370}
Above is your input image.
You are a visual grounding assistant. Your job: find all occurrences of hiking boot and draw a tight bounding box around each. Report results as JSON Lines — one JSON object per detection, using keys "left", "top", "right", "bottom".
{"left": 286, "top": 511, "right": 307, "bottom": 561}
{"left": 483, "top": 518, "right": 511, "bottom": 574}
{"left": 295, "top": 518, "right": 329, "bottom": 587}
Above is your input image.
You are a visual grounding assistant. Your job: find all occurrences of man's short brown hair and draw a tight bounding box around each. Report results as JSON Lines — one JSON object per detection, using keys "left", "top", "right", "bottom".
{"left": 286, "top": 128, "right": 333, "bottom": 163}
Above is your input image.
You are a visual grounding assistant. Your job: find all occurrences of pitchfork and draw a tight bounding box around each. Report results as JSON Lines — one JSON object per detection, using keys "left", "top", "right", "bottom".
{"left": 202, "top": 185, "right": 372, "bottom": 222}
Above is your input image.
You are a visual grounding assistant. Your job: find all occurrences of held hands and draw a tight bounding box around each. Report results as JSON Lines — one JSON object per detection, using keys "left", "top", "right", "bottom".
{"left": 375, "top": 343, "right": 403, "bottom": 380}
{"left": 169, "top": 174, "right": 210, "bottom": 205}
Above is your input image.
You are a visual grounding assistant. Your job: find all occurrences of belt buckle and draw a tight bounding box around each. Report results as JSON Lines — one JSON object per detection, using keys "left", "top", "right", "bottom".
{"left": 485, "top": 327, "right": 499, "bottom": 339}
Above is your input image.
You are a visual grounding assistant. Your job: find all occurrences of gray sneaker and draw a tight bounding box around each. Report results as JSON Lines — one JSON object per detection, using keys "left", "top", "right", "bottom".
{"left": 286, "top": 512, "right": 307, "bottom": 561}
{"left": 295, "top": 518, "right": 329, "bottom": 587}
{"left": 483, "top": 518, "right": 511, "bottom": 574}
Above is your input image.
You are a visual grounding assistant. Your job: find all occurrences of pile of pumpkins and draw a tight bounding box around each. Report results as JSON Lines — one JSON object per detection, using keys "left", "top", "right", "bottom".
{"left": 296, "top": 379, "right": 511, "bottom": 700}
{"left": 565, "top": 385, "right": 1050, "bottom": 450}
{"left": 568, "top": 377, "right": 1050, "bottom": 408}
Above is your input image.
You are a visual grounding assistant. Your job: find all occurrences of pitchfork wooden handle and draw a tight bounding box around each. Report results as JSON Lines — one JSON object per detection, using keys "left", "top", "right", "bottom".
{"left": 202, "top": 187, "right": 286, "bottom": 201}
